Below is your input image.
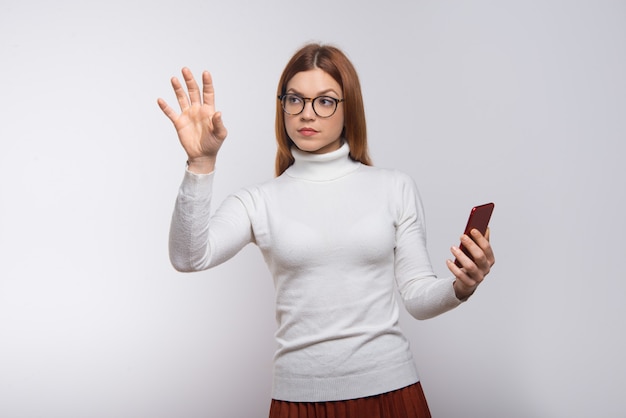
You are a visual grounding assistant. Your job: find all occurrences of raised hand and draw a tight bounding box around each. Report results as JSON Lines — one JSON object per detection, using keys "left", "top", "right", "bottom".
{"left": 157, "top": 68, "right": 228, "bottom": 173}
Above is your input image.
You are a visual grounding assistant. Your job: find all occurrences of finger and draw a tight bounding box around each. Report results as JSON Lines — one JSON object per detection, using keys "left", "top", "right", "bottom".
{"left": 446, "top": 256, "right": 465, "bottom": 278}
{"left": 202, "top": 71, "right": 216, "bottom": 111}
{"left": 461, "top": 234, "right": 490, "bottom": 274}
{"left": 171, "top": 76, "right": 190, "bottom": 111}
{"left": 448, "top": 260, "right": 479, "bottom": 300}
{"left": 157, "top": 98, "right": 179, "bottom": 122}
{"left": 182, "top": 67, "right": 202, "bottom": 105}
{"left": 470, "top": 229, "right": 495, "bottom": 267}
{"left": 452, "top": 240, "right": 489, "bottom": 287}
{"left": 212, "top": 112, "right": 228, "bottom": 141}
{"left": 446, "top": 258, "right": 477, "bottom": 288}
{"left": 450, "top": 244, "right": 478, "bottom": 276}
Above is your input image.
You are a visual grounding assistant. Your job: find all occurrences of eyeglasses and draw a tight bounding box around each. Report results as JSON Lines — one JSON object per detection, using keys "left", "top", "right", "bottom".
{"left": 278, "top": 94, "right": 344, "bottom": 118}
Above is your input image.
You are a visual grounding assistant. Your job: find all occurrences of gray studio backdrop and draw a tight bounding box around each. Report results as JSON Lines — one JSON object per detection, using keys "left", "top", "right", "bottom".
{"left": 1, "top": 1, "right": 624, "bottom": 417}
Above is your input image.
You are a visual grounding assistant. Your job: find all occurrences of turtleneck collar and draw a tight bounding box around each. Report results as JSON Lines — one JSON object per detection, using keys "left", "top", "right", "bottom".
{"left": 284, "top": 141, "right": 361, "bottom": 182}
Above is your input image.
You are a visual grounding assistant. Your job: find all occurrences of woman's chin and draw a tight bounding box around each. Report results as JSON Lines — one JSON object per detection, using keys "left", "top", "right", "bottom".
{"left": 292, "top": 139, "right": 341, "bottom": 155}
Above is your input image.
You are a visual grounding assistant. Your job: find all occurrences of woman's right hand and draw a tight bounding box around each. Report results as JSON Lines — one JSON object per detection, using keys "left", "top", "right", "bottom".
{"left": 157, "top": 68, "right": 228, "bottom": 173}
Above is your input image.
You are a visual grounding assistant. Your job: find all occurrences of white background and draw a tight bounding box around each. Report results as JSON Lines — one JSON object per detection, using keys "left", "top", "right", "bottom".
{"left": 1, "top": 1, "right": 625, "bottom": 417}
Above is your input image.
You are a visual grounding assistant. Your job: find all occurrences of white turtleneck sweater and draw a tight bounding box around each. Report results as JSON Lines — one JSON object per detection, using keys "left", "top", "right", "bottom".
{"left": 169, "top": 143, "right": 463, "bottom": 402}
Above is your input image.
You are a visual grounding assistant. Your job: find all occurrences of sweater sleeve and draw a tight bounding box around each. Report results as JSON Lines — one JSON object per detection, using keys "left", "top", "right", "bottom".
{"left": 393, "top": 172, "right": 463, "bottom": 320}
{"left": 168, "top": 169, "right": 254, "bottom": 272}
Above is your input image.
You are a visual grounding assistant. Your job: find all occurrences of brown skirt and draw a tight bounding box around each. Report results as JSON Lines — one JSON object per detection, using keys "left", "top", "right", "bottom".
{"left": 268, "top": 382, "right": 432, "bottom": 418}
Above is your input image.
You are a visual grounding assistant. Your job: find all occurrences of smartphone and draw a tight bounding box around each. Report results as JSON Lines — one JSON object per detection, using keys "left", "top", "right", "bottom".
{"left": 454, "top": 202, "right": 495, "bottom": 267}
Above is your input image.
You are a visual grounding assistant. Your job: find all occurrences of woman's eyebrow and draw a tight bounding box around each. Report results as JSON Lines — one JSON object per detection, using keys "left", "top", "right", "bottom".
{"left": 286, "top": 87, "right": 341, "bottom": 97}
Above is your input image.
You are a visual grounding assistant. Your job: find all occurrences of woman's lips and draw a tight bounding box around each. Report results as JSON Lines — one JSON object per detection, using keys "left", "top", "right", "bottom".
{"left": 298, "top": 128, "right": 318, "bottom": 137}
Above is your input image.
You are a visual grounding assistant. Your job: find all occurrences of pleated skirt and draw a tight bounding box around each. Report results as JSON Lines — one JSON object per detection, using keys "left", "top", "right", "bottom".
{"left": 268, "top": 382, "right": 432, "bottom": 418}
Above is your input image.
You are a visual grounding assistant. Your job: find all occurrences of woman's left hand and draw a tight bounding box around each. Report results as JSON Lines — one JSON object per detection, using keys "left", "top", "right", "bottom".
{"left": 447, "top": 228, "right": 495, "bottom": 300}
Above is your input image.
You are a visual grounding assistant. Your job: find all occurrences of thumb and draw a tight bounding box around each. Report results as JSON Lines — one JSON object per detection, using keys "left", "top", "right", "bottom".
{"left": 212, "top": 112, "right": 228, "bottom": 140}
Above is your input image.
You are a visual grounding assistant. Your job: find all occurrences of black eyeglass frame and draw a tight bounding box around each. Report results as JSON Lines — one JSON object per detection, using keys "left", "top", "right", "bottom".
{"left": 277, "top": 94, "right": 345, "bottom": 118}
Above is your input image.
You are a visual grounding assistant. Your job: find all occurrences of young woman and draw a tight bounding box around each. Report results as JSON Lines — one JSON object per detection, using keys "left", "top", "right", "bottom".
{"left": 157, "top": 43, "right": 495, "bottom": 418}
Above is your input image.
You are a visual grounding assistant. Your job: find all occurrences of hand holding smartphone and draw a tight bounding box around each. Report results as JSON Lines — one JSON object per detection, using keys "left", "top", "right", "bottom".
{"left": 454, "top": 203, "right": 495, "bottom": 267}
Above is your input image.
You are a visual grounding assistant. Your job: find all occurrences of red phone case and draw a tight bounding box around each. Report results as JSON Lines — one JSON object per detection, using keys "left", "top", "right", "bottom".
{"left": 454, "top": 203, "right": 495, "bottom": 267}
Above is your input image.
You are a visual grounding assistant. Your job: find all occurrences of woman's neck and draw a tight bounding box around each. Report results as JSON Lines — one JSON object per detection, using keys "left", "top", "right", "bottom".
{"left": 285, "top": 141, "right": 361, "bottom": 182}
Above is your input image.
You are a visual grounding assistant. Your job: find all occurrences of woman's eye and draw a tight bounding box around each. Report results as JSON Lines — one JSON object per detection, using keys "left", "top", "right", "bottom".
{"left": 318, "top": 97, "right": 335, "bottom": 107}
{"left": 287, "top": 95, "right": 303, "bottom": 104}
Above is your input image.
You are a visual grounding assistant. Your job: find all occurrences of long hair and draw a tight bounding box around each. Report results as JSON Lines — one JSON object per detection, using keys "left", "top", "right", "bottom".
{"left": 274, "top": 43, "right": 372, "bottom": 176}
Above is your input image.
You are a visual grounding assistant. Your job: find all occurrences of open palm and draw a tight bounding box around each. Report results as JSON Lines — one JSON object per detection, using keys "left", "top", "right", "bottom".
{"left": 157, "top": 68, "right": 227, "bottom": 166}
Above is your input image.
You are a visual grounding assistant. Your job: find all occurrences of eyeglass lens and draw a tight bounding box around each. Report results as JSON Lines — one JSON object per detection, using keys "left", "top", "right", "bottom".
{"left": 281, "top": 94, "right": 339, "bottom": 118}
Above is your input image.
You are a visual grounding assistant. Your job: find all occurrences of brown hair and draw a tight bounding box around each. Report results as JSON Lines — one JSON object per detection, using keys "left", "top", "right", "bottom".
{"left": 274, "top": 43, "right": 372, "bottom": 176}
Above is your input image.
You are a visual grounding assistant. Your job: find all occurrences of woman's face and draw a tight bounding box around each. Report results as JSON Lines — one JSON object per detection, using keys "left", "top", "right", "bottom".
{"left": 283, "top": 68, "right": 345, "bottom": 154}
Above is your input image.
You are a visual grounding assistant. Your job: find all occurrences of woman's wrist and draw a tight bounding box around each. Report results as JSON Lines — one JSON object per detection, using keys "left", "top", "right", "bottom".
{"left": 187, "top": 156, "right": 216, "bottom": 174}
{"left": 453, "top": 279, "right": 476, "bottom": 301}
